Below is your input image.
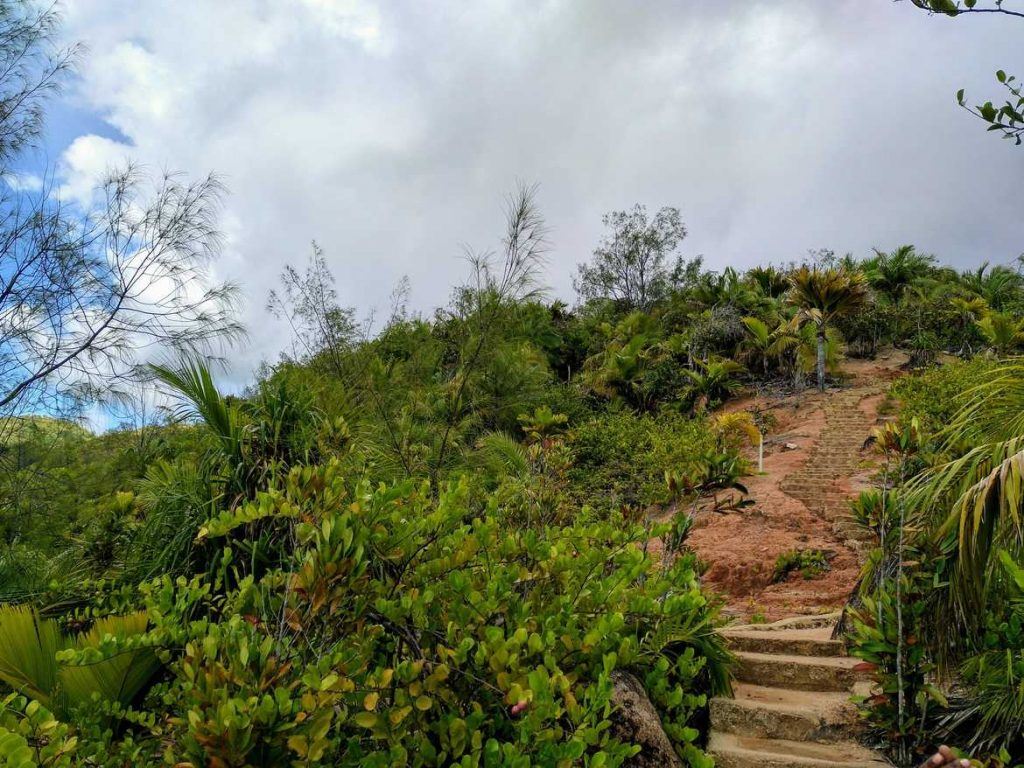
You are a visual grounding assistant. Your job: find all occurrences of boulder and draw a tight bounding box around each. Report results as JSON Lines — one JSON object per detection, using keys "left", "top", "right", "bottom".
{"left": 609, "top": 671, "right": 683, "bottom": 768}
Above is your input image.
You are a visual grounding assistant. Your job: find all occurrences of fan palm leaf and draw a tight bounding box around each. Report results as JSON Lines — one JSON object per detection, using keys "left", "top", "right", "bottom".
{"left": 0, "top": 606, "right": 159, "bottom": 717}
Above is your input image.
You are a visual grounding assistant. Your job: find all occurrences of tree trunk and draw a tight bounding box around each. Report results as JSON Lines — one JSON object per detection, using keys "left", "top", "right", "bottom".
{"left": 816, "top": 327, "right": 827, "bottom": 391}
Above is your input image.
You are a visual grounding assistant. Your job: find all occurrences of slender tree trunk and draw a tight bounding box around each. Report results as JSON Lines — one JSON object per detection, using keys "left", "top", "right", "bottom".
{"left": 816, "top": 326, "right": 827, "bottom": 391}
{"left": 895, "top": 461, "right": 908, "bottom": 761}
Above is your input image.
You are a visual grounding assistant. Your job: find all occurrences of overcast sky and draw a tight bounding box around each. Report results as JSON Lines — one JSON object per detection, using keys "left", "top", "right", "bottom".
{"left": 34, "top": 0, "right": 1024, "bottom": 384}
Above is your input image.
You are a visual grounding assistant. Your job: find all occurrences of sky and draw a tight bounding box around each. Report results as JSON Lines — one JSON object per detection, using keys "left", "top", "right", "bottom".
{"left": 28, "top": 0, "right": 1024, "bottom": 387}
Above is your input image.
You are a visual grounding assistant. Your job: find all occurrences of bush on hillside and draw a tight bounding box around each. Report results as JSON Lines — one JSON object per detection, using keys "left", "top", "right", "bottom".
{"left": 888, "top": 357, "right": 1001, "bottom": 434}
{"left": 566, "top": 409, "right": 716, "bottom": 512}
{"left": 0, "top": 460, "right": 731, "bottom": 767}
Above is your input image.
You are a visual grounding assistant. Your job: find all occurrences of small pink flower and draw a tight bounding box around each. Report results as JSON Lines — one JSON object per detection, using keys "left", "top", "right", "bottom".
{"left": 510, "top": 700, "right": 529, "bottom": 716}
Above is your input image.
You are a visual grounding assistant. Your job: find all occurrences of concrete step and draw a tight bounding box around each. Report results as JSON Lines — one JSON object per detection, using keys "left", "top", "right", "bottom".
{"left": 709, "top": 684, "right": 859, "bottom": 743}
{"left": 734, "top": 651, "right": 867, "bottom": 692}
{"left": 708, "top": 732, "right": 889, "bottom": 768}
{"left": 722, "top": 625, "right": 845, "bottom": 657}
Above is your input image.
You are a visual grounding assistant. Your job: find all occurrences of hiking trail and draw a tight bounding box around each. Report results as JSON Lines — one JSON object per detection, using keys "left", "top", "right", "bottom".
{"left": 689, "top": 359, "right": 905, "bottom": 766}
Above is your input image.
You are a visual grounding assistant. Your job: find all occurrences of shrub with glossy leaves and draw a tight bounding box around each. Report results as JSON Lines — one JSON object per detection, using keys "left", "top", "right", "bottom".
{"left": 35, "top": 459, "right": 729, "bottom": 767}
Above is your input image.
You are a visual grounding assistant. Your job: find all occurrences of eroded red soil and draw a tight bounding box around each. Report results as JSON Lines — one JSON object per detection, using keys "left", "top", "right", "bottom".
{"left": 682, "top": 353, "right": 906, "bottom": 622}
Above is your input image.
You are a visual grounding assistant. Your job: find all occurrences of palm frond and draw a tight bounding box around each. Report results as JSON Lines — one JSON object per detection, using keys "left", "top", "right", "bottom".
{"left": 150, "top": 357, "right": 242, "bottom": 461}
{"left": 472, "top": 431, "right": 530, "bottom": 480}
{"left": 0, "top": 606, "right": 159, "bottom": 716}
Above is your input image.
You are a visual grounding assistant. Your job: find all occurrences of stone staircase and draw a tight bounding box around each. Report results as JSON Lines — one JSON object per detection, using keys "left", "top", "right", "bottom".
{"left": 778, "top": 386, "right": 883, "bottom": 553}
{"left": 708, "top": 615, "right": 889, "bottom": 767}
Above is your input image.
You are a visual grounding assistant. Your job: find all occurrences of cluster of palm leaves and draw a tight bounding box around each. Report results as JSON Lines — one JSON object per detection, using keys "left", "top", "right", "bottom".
{"left": 718, "top": 264, "right": 868, "bottom": 391}
{"left": 60, "top": 358, "right": 339, "bottom": 585}
{"left": 850, "top": 361, "right": 1024, "bottom": 756}
{"left": 859, "top": 247, "right": 1024, "bottom": 358}
{"left": 583, "top": 246, "right": 1024, "bottom": 415}
{"left": 904, "top": 363, "right": 1024, "bottom": 625}
{"left": 0, "top": 606, "right": 159, "bottom": 718}
{"left": 581, "top": 262, "right": 872, "bottom": 407}
{"left": 787, "top": 265, "right": 870, "bottom": 390}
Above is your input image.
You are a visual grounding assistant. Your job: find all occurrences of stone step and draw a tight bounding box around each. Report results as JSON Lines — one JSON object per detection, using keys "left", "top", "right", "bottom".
{"left": 791, "top": 488, "right": 853, "bottom": 494}
{"left": 709, "top": 683, "right": 859, "bottom": 743}
{"left": 722, "top": 625, "right": 845, "bottom": 657}
{"left": 734, "top": 651, "right": 867, "bottom": 692}
{"left": 833, "top": 523, "right": 872, "bottom": 541}
{"left": 708, "top": 732, "right": 889, "bottom": 768}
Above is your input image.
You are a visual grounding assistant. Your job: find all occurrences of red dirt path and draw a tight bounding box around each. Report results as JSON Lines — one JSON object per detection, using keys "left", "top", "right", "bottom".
{"left": 680, "top": 354, "right": 907, "bottom": 622}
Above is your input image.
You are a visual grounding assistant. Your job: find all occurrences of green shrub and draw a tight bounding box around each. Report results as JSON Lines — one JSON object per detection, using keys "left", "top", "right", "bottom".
{"left": 566, "top": 409, "right": 715, "bottom": 512}
{"left": 771, "top": 549, "right": 831, "bottom": 583}
{"left": 938, "top": 551, "right": 1024, "bottom": 758}
{"left": 848, "top": 572, "right": 947, "bottom": 766}
{"left": 889, "top": 357, "right": 1000, "bottom": 434}
{"left": 17, "top": 460, "right": 730, "bottom": 767}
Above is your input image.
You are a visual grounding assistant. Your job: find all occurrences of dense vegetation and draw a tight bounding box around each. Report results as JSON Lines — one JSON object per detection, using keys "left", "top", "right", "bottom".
{"left": 847, "top": 358, "right": 1024, "bottom": 766}
{"left": 5, "top": 201, "right": 1024, "bottom": 764}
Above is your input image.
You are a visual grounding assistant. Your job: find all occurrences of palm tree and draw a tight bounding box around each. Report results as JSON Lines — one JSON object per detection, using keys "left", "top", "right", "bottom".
{"left": 951, "top": 296, "right": 989, "bottom": 354}
{"left": 976, "top": 311, "right": 1024, "bottom": 356}
{"left": 582, "top": 326, "right": 652, "bottom": 407}
{"left": 863, "top": 245, "right": 934, "bottom": 302}
{"left": 150, "top": 357, "right": 250, "bottom": 500}
{"left": 905, "top": 361, "right": 1024, "bottom": 642}
{"left": 745, "top": 266, "right": 790, "bottom": 299}
{"left": 738, "top": 316, "right": 797, "bottom": 376}
{"left": 960, "top": 262, "right": 1024, "bottom": 311}
{"left": 692, "top": 267, "right": 762, "bottom": 312}
{"left": 787, "top": 265, "right": 869, "bottom": 391}
{"left": 681, "top": 357, "right": 744, "bottom": 412}
{"left": 795, "top": 322, "right": 841, "bottom": 384}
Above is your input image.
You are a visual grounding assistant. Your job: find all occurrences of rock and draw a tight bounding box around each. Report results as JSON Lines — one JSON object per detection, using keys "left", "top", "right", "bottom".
{"left": 609, "top": 671, "right": 683, "bottom": 767}
{"left": 782, "top": 442, "right": 799, "bottom": 451}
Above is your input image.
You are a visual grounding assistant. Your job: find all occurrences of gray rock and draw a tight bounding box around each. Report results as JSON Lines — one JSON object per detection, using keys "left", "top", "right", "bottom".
{"left": 609, "top": 671, "right": 684, "bottom": 768}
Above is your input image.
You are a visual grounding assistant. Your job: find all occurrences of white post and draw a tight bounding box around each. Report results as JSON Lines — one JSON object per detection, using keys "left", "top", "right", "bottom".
{"left": 758, "top": 431, "right": 764, "bottom": 473}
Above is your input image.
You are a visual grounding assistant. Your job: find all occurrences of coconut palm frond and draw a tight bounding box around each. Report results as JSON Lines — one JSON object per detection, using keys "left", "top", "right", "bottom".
{"left": 150, "top": 357, "right": 243, "bottom": 463}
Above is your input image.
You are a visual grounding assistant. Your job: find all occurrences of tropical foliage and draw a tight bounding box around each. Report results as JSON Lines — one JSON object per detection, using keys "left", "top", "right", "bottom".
{"left": 847, "top": 357, "right": 1024, "bottom": 765}
{"left": 3, "top": 3, "right": 1024, "bottom": 766}
{"left": 4, "top": 207, "right": 1024, "bottom": 765}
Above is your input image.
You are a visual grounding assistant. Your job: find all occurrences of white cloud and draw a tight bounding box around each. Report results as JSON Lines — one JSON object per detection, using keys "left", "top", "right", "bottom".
{"left": 3, "top": 172, "right": 44, "bottom": 192}
{"left": 58, "top": 133, "right": 133, "bottom": 206}
{"left": 52, "top": 0, "right": 1024, "bottom": 386}
{"left": 300, "top": 0, "right": 388, "bottom": 52}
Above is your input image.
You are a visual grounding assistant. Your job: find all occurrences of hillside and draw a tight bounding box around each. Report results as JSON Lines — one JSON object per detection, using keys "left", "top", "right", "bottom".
{"left": 3, "top": 239, "right": 1024, "bottom": 766}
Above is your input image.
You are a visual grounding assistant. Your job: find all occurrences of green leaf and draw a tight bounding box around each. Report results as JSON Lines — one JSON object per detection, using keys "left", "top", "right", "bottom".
{"left": 353, "top": 712, "right": 378, "bottom": 729}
